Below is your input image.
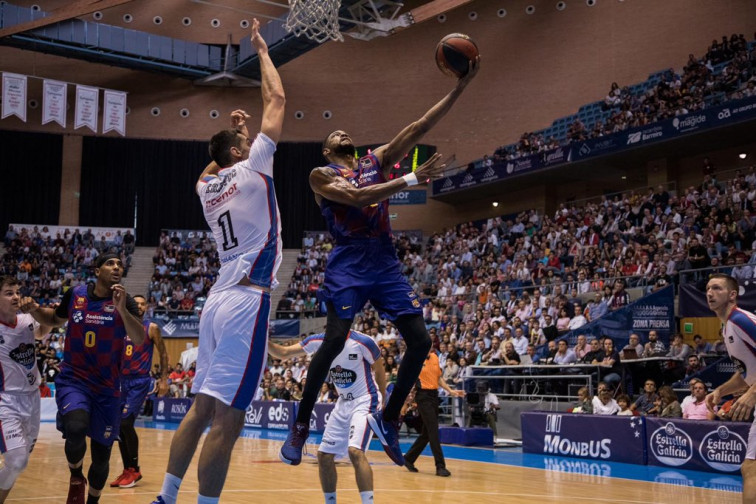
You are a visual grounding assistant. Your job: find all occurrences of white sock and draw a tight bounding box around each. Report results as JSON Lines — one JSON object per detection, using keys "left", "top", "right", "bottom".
{"left": 159, "top": 473, "right": 182, "bottom": 504}
{"left": 197, "top": 495, "right": 220, "bottom": 504}
{"left": 360, "top": 491, "right": 374, "bottom": 503}
{"left": 324, "top": 491, "right": 337, "bottom": 503}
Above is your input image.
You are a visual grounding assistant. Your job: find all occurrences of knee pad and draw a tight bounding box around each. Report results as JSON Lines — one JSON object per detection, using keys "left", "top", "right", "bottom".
{"left": 63, "top": 411, "right": 90, "bottom": 442}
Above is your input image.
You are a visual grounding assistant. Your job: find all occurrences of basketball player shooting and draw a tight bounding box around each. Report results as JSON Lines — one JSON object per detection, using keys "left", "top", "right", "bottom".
{"left": 280, "top": 55, "right": 480, "bottom": 467}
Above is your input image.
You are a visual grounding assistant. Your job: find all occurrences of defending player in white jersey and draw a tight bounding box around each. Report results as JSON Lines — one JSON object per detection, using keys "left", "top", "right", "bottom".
{"left": 0, "top": 276, "right": 51, "bottom": 503}
{"left": 705, "top": 273, "right": 756, "bottom": 503}
{"left": 153, "top": 18, "right": 285, "bottom": 504}
{"left": 269, "top": 331, "right": 386, "bottom": 504}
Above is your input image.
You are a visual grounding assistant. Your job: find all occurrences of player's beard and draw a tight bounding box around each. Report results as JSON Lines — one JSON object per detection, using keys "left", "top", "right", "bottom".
{"left": 331, "top": 142, "right": 356, "bottom": 157}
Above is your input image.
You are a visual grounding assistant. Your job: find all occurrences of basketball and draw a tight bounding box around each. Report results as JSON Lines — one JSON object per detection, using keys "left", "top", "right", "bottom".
{"left": 435, "top": 33, "right": 479, "bottom": 78}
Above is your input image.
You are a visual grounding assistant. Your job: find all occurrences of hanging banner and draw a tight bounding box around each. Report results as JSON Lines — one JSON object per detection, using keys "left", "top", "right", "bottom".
{"left": 102, "top": 89, "right": 126, "bottom": 136}
{"left": 42, "top": 79, "right": 67, "bottom": 128}
{"left": 74, "top": 85, "right": 98, "bottom": 132}
{"left": 2, "top": 72, "right": 27, "bottom": 122}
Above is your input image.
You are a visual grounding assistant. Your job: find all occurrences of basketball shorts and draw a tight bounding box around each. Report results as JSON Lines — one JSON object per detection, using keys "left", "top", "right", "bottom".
{"left": 55, "top": 383, "right": 121, "bottom": 447}
{"left": 319, "top": 395, "right": 378, "bottom": 457}
{"left": 192, "top": 285, "right": 270, "bottom": 410}
{"left": 121, "top": 375, "right": 152, "bottom": 419}
{"left": 321, "top": 242, "right": 423, "bottom": 321}
{"left": 0, "top": 391, "right": 40, "bottom": 454}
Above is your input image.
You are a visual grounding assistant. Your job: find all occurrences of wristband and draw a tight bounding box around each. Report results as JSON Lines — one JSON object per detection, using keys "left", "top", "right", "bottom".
{"left": 402, "top": 172, "right": 418, "bottom": 186}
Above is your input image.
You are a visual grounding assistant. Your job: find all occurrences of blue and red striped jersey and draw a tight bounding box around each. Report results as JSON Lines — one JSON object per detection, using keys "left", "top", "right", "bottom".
{"left": 122, "top": 319, "right": 153, "bottom": 378}
{"left": 319, "top": 154, "right": 392, "bottom": 243}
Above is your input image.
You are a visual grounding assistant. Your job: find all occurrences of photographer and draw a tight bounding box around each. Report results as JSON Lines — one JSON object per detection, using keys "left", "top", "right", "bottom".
{"left": 467, "top": 382, "right": 500, "bottom": 436}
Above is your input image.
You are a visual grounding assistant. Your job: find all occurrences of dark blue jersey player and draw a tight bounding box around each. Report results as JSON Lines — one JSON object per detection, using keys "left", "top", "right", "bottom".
{"left": 281, "top": 56, "right": 480, "bottom": 467}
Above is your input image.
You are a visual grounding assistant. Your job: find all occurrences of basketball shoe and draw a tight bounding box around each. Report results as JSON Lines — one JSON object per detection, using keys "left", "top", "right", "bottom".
{"left": 118, "top": 467, "right": 142, "bottom": 488}
{"left": 109, "top": 469, "right": 129, "bottom": 487}
{"left": 367, "top": 410, "right": 404, "bottom": 466}
{"left": 66, "top": 475, "right": 87, "bottom": 504}
{"left": 279, "top": 422, "right": 309, "bottom": 465}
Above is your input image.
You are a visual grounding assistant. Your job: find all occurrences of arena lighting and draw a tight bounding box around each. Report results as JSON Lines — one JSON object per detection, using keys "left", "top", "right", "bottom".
{"left": 621, "top": 175, "right": 627, "bottom": 180}
{"left": 492, "top": 201, "right": 499, "bottom": 207}
{"left": 739, "top": 153, "right": 748, "bottom": 159}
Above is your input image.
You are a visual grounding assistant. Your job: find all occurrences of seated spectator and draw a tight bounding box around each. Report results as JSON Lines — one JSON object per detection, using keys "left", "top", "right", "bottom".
{"left": 570, "top": 386, "right": 593, "bottom": 414}
{"left": 555, "top": 308, "right": 571, "bottom": 334}
{"left": 593, "top": 338, "right": 622, "bottom": 390}
{"left": 622, "top": 333, "right": 644, "bottom": 358}
{"left": 616, "top": 394, "right": 634, "bottom": 416}
{"left": 553, "top": 340, "right": 577, "bottom": 365}
{"left": 643, "top": 330, "right": 667, "bottom": 357}
{"left": 664, "top": 334, "right": 693, "bottom": 382}
{"left": 581, "top": 338, "right": 603, "bottom": 364}
{"left": 592, "top": 383, "right": 620, "bottom": 415}
{"left": 685, "top": 354, "right": 704, "bottom": 377}
{"left": 270, "top": 376, "right": 291, "bottom": 401}
{"left": 657, "top": 385, "right": 683, "bottom": 418}
{"left": 630, "top": 379, "right": 659, "bottom": 415}
{"left": 682, "top": 381, "right": 715, "bottom": 420}
{"left": 169, "top": 363, "right": 187, "bottom": 397}
{"left": 572, "top": 334, "right": 591, "bottom": 361}
{"left": 692, "top": 334, "right": 712, "bottom": 354}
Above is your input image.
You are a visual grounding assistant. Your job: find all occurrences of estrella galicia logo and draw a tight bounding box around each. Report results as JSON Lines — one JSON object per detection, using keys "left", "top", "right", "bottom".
{"left": 699, "top": 426, "right": 746, "bottom": 472}
{"left": 330, "top": 365, "right": 357, "bottom": 387}
{"left": 650, "top": 422, "right": 693, "bottom": 466}
{"left": 72, "top": 311, "right": 83, "bottom": 323}
{"left": 10, "top": 343, "right": 35, "bottom": 369}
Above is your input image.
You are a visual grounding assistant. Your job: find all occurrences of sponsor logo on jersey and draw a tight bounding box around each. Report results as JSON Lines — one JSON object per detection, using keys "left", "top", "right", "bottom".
{"left": 330, "top": 365, "right": 357, "bottom": 387}
{"left": 205, "top": 182, "right": 240, "bottom": 209}
{"left": 10, "top": 343, "right": 35, "bottom": 369}
{"left": 359, "top": 157, "right": 373, "bottom": 169}
{"left": 72, "top": 311, "right": 83, "bottom": 323}
{"left": 104, "top": 304, "right": 115, "bottom": 313}
{"left": 349, "top": 353, "right": 358, "bottom": 360}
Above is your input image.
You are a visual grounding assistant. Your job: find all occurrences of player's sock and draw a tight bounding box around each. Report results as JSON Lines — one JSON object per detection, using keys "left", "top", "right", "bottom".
{"left": 324, "top": 491, "right": 337, "bottom": 503}
{"left": 70, "top": 465, "right": 84, "bottom": 479}
{"left": 85, "top": 494, "right": 100, "bottom": 504}
{"left": 359, "top": 491, "right": 374, "bottom": 503}
{"left": 197, "top": 494, "right": 219, "bottom": 504}
{"left": 159, "top": 473, "right": 182, "bottom": 504}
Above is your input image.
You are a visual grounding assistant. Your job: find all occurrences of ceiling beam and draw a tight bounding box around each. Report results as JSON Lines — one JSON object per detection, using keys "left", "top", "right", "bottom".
{"left": 0, "top": 0, "right": 136, "bottom": 38}
{"left": 408, "top": 0, "right": 475, "bottom": 24}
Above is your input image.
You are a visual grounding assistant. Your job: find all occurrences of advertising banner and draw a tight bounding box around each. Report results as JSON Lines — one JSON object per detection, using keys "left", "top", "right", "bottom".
{"left": 389, "top": 190, "right": 427, "bottom": 205}
{"left": 310, "top": 403, "right": 336, "bottom": 433}
{"left": 646, "top": 417, "right": 749, "bottom": 474}
{"left": 153, "top": 397, "right": 193, "bottom": 423}
{"left": 244, "top": 400, "right": 297, "bottom": 430}
{"left": 521, "top": 411, "right": 647, "bottom": 465}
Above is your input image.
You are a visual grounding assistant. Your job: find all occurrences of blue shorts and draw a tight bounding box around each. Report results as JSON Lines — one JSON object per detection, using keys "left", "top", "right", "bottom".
{"left": 321, "top": 242, "right": 422, "bottom": 320}
{"left": 55, "top": 383, "right": 121, "bottom": 447}
{"left": 121, "top": 376, "right": 152, "bottom": 419}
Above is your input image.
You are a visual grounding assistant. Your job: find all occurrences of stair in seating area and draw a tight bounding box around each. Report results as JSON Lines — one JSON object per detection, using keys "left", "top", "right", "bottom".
{"left": 122, "top": 246, "right": 155, "bottom": 298}
{"left": 271, "top": 248, "right": 300, "bottom": 315}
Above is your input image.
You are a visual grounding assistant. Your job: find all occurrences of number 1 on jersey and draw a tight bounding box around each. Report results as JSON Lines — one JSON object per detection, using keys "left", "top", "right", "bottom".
{"left": 218, "top": 210, "right": 239, "bottom": 251}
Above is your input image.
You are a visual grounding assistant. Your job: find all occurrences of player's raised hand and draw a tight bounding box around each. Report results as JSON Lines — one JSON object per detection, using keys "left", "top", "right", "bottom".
{"left": 413, "top": 153, "right": 446, "bottom": 184}
{"left": 231, "top": 109, "right": 251, "bottom": 128}
{"left": 111, "top": 284, "right": 127, "bottom": 312}
{"left": 18, "top": 296, "right": 39, "bottom": 314}
{"left": 459, "top": 55, "right": 481, "bottom": 87}
{"left": 250, "top": 18, "right": 268, "bottom": 54}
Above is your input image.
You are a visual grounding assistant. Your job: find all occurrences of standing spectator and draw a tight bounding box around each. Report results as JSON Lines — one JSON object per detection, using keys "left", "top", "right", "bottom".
{"left": 403, "top": 347, "right": 464, "bottom": 477}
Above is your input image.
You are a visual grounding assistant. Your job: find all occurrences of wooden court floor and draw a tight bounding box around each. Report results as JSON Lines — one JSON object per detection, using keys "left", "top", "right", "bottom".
{"left": 7, "top": 423, "right": 737, "bottom": 503}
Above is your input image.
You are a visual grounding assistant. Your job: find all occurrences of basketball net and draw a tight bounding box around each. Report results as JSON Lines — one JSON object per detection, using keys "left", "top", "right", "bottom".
{"left": 285, "top": 0, "right": 344, "bottom": 43}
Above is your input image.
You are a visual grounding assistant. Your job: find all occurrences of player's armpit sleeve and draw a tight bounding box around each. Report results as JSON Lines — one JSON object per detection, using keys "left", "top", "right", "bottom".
{"left": 238, "top": 132, "right": 276, "bottom": 177}
{"left": 301, "top": 334, "right": 324, "bottom": 355}
{"left": 55, "top": 289, "right": 73, "bottom": 319}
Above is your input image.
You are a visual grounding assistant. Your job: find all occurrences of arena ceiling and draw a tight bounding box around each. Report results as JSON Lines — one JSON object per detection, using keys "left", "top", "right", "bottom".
{"left": 0, "top": 0, "right": 471, "bottom": 82}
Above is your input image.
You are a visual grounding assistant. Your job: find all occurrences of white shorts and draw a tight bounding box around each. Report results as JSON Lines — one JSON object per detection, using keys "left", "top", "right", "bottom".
{"left": 0, "top": 392, "right": 40, "bottom": 454}
{"left": 319, "top": 395, "right": 376, "bottom": 458}
{"left": 192, "top": 286, "right": 270, "bottom": 410}
{"left": 747, "top": 417, "right": 756, "bottom": 460}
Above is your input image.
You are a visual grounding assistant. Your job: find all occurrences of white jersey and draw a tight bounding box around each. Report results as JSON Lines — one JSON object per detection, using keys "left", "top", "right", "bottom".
{"left": 301, "top": 331, "right": 381, "bottom": 406}
{"left": 0, "top": 314, "right": 41, "bottom": 393}
{"left": 197, "top": 132, "right": 282, "bottom": 293}
{"left": 723, "top": 307, "right": 756, "bottom": 385}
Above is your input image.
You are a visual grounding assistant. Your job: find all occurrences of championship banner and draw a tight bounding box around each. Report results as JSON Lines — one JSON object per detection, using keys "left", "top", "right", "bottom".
{"left": 521, "top": 411, "right": 647, "bottom": 465}
{"left": 557, "top": 285, "right": 675, "bottom": 348}
{"left": 646, "top": 417, "right": 750, "bottom": 474}
{"left": 2, "top": 72, "right": 27, "bottom": 122}
{"left": 42, "top": 79, "right": 67, "bottom": 127}
{"left": 102, "top": 89, "right": 127, "bottom": 136}
{"left": 244, "top": 401, "right": 297, "bottom": 430}
{"left": 679, "top": 282, "right": 756, "bottom": 317}
{"left": 74, "top": 84, "right": 99, "bottom": 132}
{"left": 153, "top": 397, "right": 193, "bottom": 423}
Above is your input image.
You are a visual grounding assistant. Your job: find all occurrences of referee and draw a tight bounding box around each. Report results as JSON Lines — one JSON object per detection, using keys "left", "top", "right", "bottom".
{"left": 403, "top": 346, "right": 464, "bottom": 476}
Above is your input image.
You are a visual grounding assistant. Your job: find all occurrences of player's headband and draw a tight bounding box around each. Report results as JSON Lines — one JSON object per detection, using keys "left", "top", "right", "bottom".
{"left": 95, "top": 253, "right": 119, "bottom": 268}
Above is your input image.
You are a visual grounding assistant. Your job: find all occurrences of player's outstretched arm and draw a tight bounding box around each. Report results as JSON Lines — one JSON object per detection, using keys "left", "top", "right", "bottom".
{"left": 372, "top": 357, "right": 388, "bottom": 403}
{"left": 150, "top": 323, "right": 170, "bottom": 397}
{"left": 19, "top": 297, "right": 66, "bottom": 328}
{"left": 252, "top": 18, "right": 285, "bottom": 144}
{"left": 268, "top": 341, "right": 306, "bottom": 360}
{"left": 310, "top": 153, "right": 445, "bottom": 207}
{"left": 373, "top": 57, "right": 480, "bottom": 171}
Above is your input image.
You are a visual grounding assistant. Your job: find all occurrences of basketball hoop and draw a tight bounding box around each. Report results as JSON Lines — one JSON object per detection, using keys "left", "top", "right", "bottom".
{"left": 285, "top": 0, "right": 343, "bottom": 43}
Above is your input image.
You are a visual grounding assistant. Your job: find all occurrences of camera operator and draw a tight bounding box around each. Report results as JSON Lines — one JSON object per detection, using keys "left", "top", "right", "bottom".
{"left": 467, "top": 381, "right": 500, "bottom": 436}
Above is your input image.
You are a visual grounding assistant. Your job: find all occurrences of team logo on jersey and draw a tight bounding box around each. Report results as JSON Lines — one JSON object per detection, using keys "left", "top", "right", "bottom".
{"left": 330, "top": 365, "right": 357, "bottom": 387}
{"left": 26, "top": 372, "right": 36, "bottom": 386}
{"left": 412, "top": 299, "right": 421, "bottom": 308}
{"left": 104, "top": 304, "right": 116, "bottom": 313}
{"left": 104, "top": 426, "right": 113, "bottom": 439}
{"left": 349, "top": 353, "right": 358, "bottom": 360}
{"left": 10, "top": 343, "right": 36, "bottom": 369}
{"left": 74, "top": 296, "right": 87, "bottom": 309}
